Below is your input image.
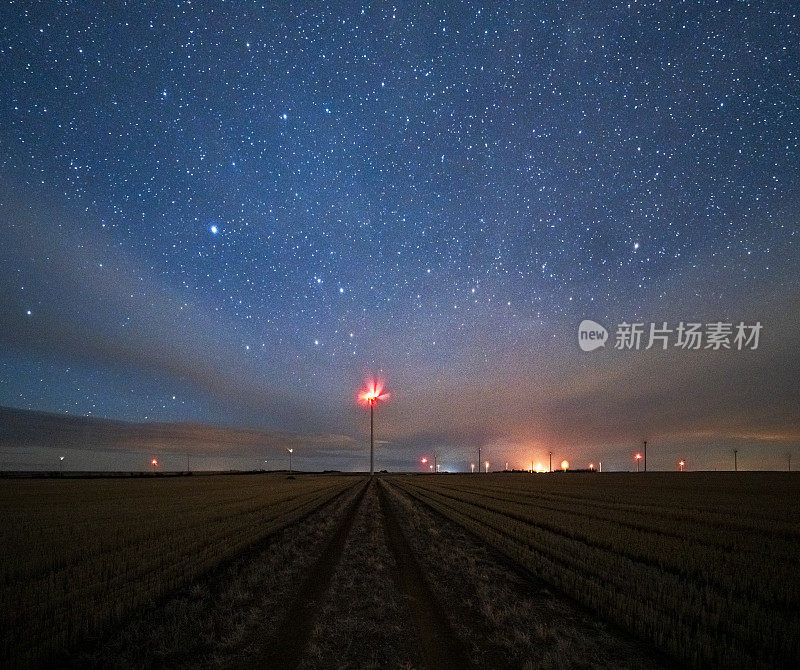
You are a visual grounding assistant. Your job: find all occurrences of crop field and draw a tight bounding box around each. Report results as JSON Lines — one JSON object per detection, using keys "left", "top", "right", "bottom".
{"left": 1, "top": 472, "right": 798, "bottom": 669}
{"left": 393, "top": 472, "right": 800, "bottom": 669}
{"left": 0, "top": 473, "right": 357, "bottom": 667}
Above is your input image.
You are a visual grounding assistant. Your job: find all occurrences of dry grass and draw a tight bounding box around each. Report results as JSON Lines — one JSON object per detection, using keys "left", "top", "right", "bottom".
{"left": 301, "top": 481, "right": 408, "bottom": 670}
{"left": 393, "top": 472, "right": 800, "bottom": 669}
{"left": 384, "top": 478, "right": 664, "bottom": 669}
{"left": 0, "top": 473, "right": 355, "bottom": 667}
{"left": 69, "top": 477, "right": 364, "bottom": 668}
{"left": 8, "top": 471, "right": 787, "bottom": 668}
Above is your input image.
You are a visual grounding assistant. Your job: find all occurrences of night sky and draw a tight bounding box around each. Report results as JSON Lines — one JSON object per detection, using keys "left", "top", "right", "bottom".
{"left": 1, "top": 2, "right": 799, "bottom": 472}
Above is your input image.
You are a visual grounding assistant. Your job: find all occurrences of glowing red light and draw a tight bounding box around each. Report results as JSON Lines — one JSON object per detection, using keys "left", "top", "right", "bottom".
{"left": 421, "top": 457, "right": 428, "bottom": 464}
{"left": 635, "top": 453, "right": 642, "bottom": 460}
{"left": 151, "top": 459, "right": 158, "bottom": 466}
{"left": 359, "top": 380, "right": 389, "bottom": 406}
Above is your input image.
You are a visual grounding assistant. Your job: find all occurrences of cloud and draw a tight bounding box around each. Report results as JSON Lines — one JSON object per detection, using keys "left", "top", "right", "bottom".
{"left": 1, "top": 183, "right": 798, "bottom": 471}
{"left": 0, "top": 182, "right": 336, "bottom": 431}
{"left": 373, "top": 289, "right": 800, "bottom": 464}
{"left": 0, "top": 405, "right": 356, "bottom": 458}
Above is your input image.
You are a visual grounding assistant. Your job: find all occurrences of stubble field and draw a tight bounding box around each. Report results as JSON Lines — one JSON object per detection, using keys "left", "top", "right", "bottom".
{"left": 1, "top": 471, "right": 798, "bottom": 668}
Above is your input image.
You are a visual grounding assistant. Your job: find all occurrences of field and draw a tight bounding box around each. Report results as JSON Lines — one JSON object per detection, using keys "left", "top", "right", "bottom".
{"left": 1, "top": 472, "right": 798, "bottom": 668}
{"left": 393, "top": 472, "right": 800, "bottom": 668}
{"left": 0, "top": 473, "right": 356, "bottom": 667}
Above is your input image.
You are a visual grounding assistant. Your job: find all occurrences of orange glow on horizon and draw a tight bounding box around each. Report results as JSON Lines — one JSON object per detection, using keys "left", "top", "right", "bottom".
{"left": 561, "top": 460, "right": 569, "bottom": 471}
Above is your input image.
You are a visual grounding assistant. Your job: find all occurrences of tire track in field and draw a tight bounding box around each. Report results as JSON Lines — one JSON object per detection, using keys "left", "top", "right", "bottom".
{"left": 67, "top": 479, "right": 363, "bottom": 669}
{"left": 257, "top": 479, "right": 368, "bottom": 670}
{"left": 377, "top": 480, "right": 475, "bottom": 670}
{"left": 392, "top": 479, "right": 678, "bottom": 670}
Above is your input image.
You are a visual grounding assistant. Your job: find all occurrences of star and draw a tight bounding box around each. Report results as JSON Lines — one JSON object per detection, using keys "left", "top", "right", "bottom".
{"left": 0, "top": 0, "right": 794, "bottom": 475}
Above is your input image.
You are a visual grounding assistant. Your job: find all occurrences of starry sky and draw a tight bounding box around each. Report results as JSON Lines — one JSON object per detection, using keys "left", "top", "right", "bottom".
{"left": 1, "top": 1, "right": 799, "bottom": 472}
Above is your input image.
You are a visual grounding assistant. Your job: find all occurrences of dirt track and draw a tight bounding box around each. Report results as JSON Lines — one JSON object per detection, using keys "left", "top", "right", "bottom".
{"left": 377, "top": 480, "right": 474, "bottom": 670}
{"left": 285, "top": 478, "right": 471, "bottom": 669}
{"left": 72, "top": 475, "right": 668, "bottom": 669}
{"left": 257, "top": 479, "right": 369, "bottom": 668}
{"left": 251, "top": 477, "right": 665, "bottom": 669}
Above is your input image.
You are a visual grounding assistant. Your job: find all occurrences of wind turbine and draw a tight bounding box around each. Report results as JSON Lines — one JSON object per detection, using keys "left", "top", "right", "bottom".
{"left": 359, "top": 380, "right": 389, "bottom": 476}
